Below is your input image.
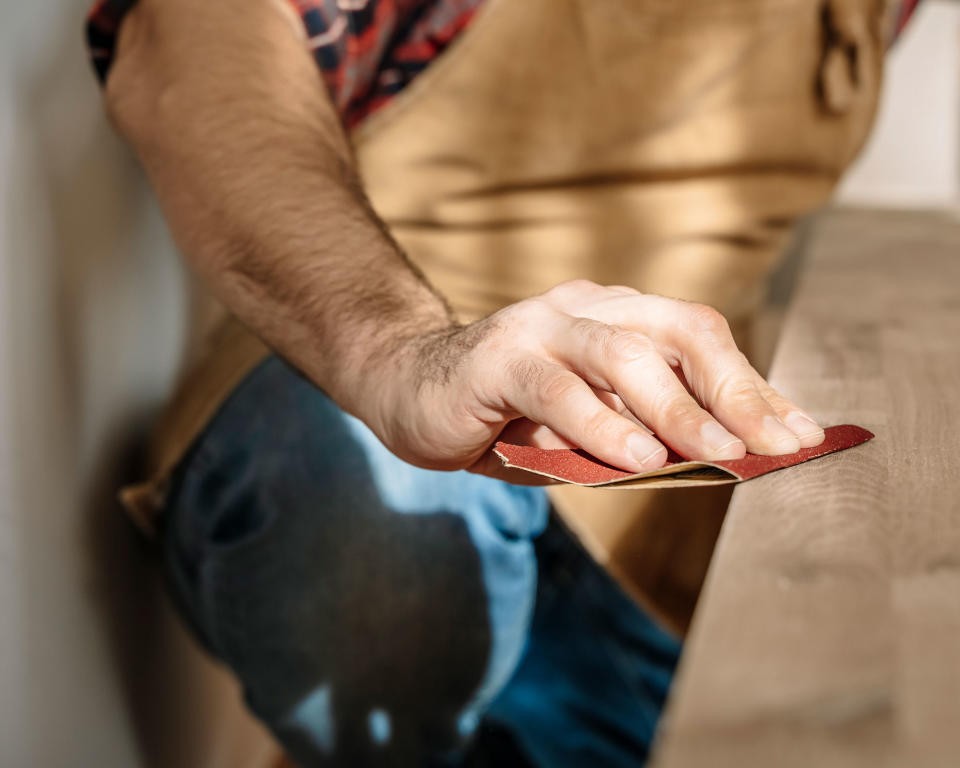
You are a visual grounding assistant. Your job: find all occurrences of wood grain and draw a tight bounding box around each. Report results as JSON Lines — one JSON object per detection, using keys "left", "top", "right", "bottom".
{"left": 652, "top": 207, "right": 960, "bottom": 768}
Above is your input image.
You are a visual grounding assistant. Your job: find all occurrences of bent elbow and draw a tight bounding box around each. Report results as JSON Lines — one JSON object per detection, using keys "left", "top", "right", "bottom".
{"left": 102, "top": 2, "right": 166, "bottom": 145}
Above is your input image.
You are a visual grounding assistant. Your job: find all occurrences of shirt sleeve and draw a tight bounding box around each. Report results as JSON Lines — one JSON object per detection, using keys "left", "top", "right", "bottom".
{"left": 84, "top": 0, "right": 481, "bottom": 128}
{"left": 85, "top": 0, "right": 319, "bottom": 85}
{"left": 86, "top": 0, "right": 139, "bottom": 84}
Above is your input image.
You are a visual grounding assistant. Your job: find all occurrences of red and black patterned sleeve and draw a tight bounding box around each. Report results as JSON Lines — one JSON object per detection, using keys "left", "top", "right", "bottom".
{"left": 86, "top": 0, "right": 135, "bottom": 84}
{"left": 86, "top": 0, "right": 483, "bottom": 128}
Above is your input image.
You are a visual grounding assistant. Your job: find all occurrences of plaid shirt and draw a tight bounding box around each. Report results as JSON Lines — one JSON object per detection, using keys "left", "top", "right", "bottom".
{"left": 87, "top": 0, "right": 924, "bottom": 130}
{"left": 87, "top": 0, "right": 484, "bottom": 129}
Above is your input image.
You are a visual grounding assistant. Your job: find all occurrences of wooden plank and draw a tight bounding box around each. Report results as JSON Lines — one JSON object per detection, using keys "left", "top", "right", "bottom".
{"left": 652, "top": 207, "right": 960, "bottom": 768}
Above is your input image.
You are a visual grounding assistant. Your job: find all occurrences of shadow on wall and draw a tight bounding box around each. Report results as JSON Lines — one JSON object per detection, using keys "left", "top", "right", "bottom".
{"left": 6, "top": 2, "right": 270, "bottom": 765}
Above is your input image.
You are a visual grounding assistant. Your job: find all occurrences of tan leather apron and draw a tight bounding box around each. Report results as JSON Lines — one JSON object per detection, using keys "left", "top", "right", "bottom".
{"left": 125, "top": 0, "right": 886, "bottom": 634}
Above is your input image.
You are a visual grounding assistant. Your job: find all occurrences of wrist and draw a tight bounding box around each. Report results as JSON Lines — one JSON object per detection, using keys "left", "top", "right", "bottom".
{"left": 324, "top": 300, "right": 458, "bottom": 428}
{"left": 355, "top": 312, "right": 507, "bottom": 458}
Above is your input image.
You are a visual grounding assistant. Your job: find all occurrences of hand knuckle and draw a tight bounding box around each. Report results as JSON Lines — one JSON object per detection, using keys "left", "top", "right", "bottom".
{"left": 540, "top": 373, "right": 580, "bottom": 406}
{"left": 501, "top": 299, "right": 556, "bottom": 340}
{"left": 659, "top": 400, "right": 697, "bottom": 429}
{"left": 542, "top": 279, "right": 601, "bottom": 304}
{"left": 716, "top": 376, "right": 761, "bottom": 405}
{"left": 610, "top": 332, "right": 655, "bottom": 366}
{"left": 581, "top": 409, "right": 615, "bottom": 443}
{"left": 647, "top": 388, "right": 697, "bottom": 428}
{"left": 574, "top": 321, "right": 653, "bottom": 369}
{"left": 557, "top": 278, "right": 599, "bottom": 294}
{"left": 606, "top": 284, "right": 641, "bottom": 295}
{"left": 570, "top": 318, "right": 611, "bottom": 352}
{"left": 506, "top": 357, "right": 545, "bottom": 392}
{"left": 687, "top": 304, "right": 730, "bottom": 337}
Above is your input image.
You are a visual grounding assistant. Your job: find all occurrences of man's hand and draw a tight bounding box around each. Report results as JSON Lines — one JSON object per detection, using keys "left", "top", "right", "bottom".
{"left": 366, "top": 280, "right": 826, "bottom": 481}
{"left": 103, "top": 2, "right": 822, "bottom": 481}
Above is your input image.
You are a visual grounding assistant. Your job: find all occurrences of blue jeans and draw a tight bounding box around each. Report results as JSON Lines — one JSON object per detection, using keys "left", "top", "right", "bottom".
{"left": 161, "top": 357, "right": 681, "bottom": 767}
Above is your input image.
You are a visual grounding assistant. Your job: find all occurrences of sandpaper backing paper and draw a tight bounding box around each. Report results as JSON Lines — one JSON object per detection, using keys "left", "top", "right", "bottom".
{"left": 494, "top": 424, "right": 874, "bottom": 489}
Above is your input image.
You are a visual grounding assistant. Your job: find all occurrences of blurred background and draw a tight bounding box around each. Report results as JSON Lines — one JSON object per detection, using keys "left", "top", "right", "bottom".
{"left": 0, "top": 0, "right": 957, "bottom": 765}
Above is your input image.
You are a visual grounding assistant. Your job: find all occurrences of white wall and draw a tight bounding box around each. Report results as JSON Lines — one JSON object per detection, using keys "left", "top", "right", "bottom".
{"left": 0, "top": 2, "right": 252, "bottom": 766}
{"left": 837, "top": 0, "right": 960, "bottom": 206}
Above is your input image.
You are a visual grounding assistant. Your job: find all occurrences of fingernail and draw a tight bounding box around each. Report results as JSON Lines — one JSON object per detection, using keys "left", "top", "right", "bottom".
{"left": 700, "top": 421, "right": 746, "bottom": 459}
{"left": 783, "top": 411, "right": 824, "bottom": 441}
{"left": 763, "top": 415, "right": 801, "bottom": 452}
{"left": 628, "top": 432, "right": 667, "bottom": 468}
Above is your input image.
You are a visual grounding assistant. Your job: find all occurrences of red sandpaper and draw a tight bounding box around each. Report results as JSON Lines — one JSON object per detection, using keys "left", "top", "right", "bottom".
{"left": 494, "top": 424, "right": 874, "bottom": 488}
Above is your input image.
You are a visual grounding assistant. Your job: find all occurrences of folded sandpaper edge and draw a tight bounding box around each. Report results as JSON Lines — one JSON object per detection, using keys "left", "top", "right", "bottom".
{"left": 494, "top": 424, "right": 875, "bottom": 487}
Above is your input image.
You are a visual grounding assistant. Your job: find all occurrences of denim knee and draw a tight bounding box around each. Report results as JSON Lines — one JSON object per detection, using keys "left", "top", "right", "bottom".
{"left": 161, "top": 357, "right": 549, "bottom": 765}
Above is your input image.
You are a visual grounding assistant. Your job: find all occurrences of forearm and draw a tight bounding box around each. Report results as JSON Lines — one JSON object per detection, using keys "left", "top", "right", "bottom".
{"left": 99, "top": 0, "right": 822, "bottom": 477}
{"left": 105, "top": 0, "right": 453, "bottom": 414}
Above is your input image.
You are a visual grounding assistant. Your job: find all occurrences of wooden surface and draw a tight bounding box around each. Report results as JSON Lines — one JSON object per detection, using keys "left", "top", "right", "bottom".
{"left": 652, "top": 207, "right": 960, "bottom": 768}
